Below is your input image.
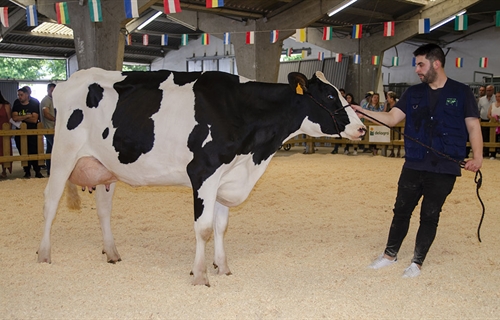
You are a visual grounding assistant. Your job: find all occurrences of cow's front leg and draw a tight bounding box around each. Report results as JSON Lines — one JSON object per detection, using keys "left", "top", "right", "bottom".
{"left": 95, "top": 183, "right": 121, "bottom": 263}
{"left": 193, "top": 218, "right": 212, "bottom": 286}
{"left": 213, "top": 201, "right": 231, "bottom": 276}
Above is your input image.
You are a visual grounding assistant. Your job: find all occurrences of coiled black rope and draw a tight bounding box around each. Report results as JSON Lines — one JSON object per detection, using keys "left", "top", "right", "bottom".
{"left": 355, "top": 109, "right": 485, "bottom": 242}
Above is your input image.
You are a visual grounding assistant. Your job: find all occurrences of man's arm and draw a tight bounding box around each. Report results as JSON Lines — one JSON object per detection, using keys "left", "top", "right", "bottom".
{"left": 43, "top": 107, "right": 55, "bottom": 121}
{"left": 351, "top": 104, "right": 406, "bottom": 127}
{"left": 464, "top": 117, "right": 483, "bottom": 172}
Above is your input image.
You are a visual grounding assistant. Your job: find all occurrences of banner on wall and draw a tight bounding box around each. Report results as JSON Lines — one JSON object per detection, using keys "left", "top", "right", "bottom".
{"left": 368, "top": 126, "right": 391, "bottom": 143}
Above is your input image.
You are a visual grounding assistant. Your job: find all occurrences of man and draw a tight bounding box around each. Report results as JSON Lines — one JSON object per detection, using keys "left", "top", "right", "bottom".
{"left": 477, "top": 85, "right": 495, "bottom": 158}
{"left": 12, "top": 87, "right": 44, "bottom": 178}
{"left": 352, "top": 44, "right": 482, "bottom": 278}
{"left": 41, "top": 83, "right": 56, "bottom": 176}
{"left": 477, "top": 86, "right": 486, "bottom": 102}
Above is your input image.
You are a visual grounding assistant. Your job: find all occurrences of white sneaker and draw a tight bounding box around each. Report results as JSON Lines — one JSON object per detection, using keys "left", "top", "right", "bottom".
{"left": 402, "top": 262, "right": 421, "bottom": 278}
{"left": 353, "top": 150, "right": 358, "bottom": 155}
{"left": 344, "top": 149, "right": 349, "bottom": 155}
{"left": 368, "top": 254, "right": 397, "bottom": 269}
{"left": 490, "top": 157, "right": 495, "bottom": 160}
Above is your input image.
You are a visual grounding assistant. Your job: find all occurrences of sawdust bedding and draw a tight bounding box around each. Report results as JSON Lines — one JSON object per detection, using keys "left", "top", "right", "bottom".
{"left": 1, "top": 148, "right": 499, "bottom": 319}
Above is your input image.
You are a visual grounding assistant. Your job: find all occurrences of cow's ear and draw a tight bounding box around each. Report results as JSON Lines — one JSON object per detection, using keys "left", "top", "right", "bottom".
{"left": 288, "top": 72, "right": 308, "bottom": 95}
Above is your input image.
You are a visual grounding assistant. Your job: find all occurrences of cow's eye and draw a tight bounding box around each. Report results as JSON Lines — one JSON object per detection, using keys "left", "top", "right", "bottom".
{"left": 327, "top": 94, "right": 335, "bottom": 100}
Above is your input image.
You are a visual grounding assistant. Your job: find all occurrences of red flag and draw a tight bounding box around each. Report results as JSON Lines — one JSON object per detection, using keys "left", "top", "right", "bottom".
{"left": 164, "top": 0, "right": 181, "bottom": 13}
{"left": 143, "top": 34, "right": 149, "bottom": 45}
{"left": 384, "top": 21, "right": 395, "bottom": 37}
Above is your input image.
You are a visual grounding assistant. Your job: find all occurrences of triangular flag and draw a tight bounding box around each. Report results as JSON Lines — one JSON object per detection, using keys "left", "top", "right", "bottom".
{"left": 479, "top": 57, "right": 488, "bottom": 68}
{"left": 352, "top": 24, "right": 362, "bottom": 39}
{"left": 412, "top": 57, "right": 416, "bottom": 67}
{"left": 181, "top": 34, "right": 188, "bottom": 46}
{"left": 353, "top": 54, "right": 360, "bottom": 64}
{"left": 223, "top": 32, "right": 230, "bottom": 45}
{"left": 270, "top": 30, "right": 279, "bottom": 43}
{"left": 335, "top": 53, "right": 342, "bottom": 63}
{"left": 384, "top": 21, "right": 395, "bottom": 37}
{"left": 1, "top": 7, "right": 9, "bottom": 27}
{"left": 323, "top": 26, "right": 333, "bottom": 40}
{"left": 55, "top": 2, "right": 70, "bottom": 25}
{"left": 124, "top": 0, "right": 139, "bottom": 18}
{"left": 454, "top": 14, "right": 468, "bottom": 31}
{"left": 161, "top": 34, "right": 168, "bottom": 46}
{"left": 496, "top": 11, "right": 500, "bottom": 27}
{"left": 88, "top": 0, "right": 102, "bottom": 22}
{"left": 26, "top": 5, "right": 38, "bottom": 27}
{"left": 392, "top": 57, "right": 399, "bottom": 66}
{"left": 246, "top": 31, "right": 254, "bottom": 44}
{"left": 143, "top": 34, "right": 149, "bottom": 45}
{"left": 206, "top": 0, "right": 224, "bottom": 8}
{"left": 201, "top": 33, "right": 209, "bottom": 45}
{"left": 418, "top": 18, "right": 430, "bottom": 34}
{"left": 372, "top": 55, "right": 380, "bottom": 65}
{"left": 318, "top": 52, "right": 325, "bottom": 61}
{"left": 125, "top": 34, "right": 132, "bottom": 45}
{"left": 295, "top": 28, "right": 306, "bottom": 42}
{"left": 164, "top": 0, "right": 181, "bottom": 14}
{"left": 455, "top": 58, "right": 463, "bottom": 68}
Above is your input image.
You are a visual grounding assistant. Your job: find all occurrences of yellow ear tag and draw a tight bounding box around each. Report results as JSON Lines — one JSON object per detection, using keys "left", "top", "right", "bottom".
{"left": 296, "top": 84, "right": 303, "bottom": 95}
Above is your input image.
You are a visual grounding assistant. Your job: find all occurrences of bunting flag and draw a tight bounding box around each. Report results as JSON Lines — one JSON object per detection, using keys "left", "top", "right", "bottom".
{"left": 161, "top": 34, "right": 168, "bottom": 46}
{"left": 246, "top": 31, "right": 254, "bottom": 44}
{"left": 223, "top": 32, "right": 230, "bottom": 45}
{"left": 143, "top": 34, "right": 149, "bottom": 45}
{"left": 88, "top": 0, "right": 102, "bottom": 22}
{"left": 206, "top": 0, "right": 223, "bottom": 8}
{"left": 164, "top": 0, "right": 181, "bottom": 14}
{"left": 418, "top": 18, "right": 430, "bottom": 34}
{"left": 125, "top": 34, "right": 132, "bottom": 45}
{"left": 496, "top": 11, "right": 500, "bottom": 27}
{"left": 201, "top": 33, "right": 209, "bottom": 45}
{"left": 287, "top": 48, "right": 293, "bottom": 57}
{"left": 323, "top": 26, "right": 333, "bottom": 40}
{"left": 392, "top": 57, "right": 399, "bottom": 66}
{"left": 352, "top": 24, "right": 362, "bottom": 39}
{"left": 455, "top": 57, "right": 463, "bottom": 68}
{"left": 55, "top": 2, "right": 70, "bottom": 25}
{"left": 124, "top": 0, "right": 139, "bottom": 18}
{"left": 270, "top": 30, "right": 279, "bottom": 43}
{"left": 295, "top": 28, "right": 306, "bottom": 42}
{"left": 26, "top": 5, "right": 38, "bottom": 27}
{"left": 301, "top": 50, "right": 307, "bottom": 59}
{"left": 412, "top": 57, "right": 416, "bottom": 67}
{"left": 384, "top": 21, "right": 395, "bottom": 37}
{"left": 353, "top": 54, "right": 360, "bottom": 64}
{"left": 181, "top": 34, "right": 188, "bottom": 46}
{"left": 372, "top": 55, "right": 380, "bottom": 65}
{"left": 1, "top": 7, "right": 9, "bottom": 27}
{"left": 318, "top": 52, "right": 325, "bottom": 61}
{"left": 454, "top": 14, "right": 468, "bottom": 31}
{"left": 479, "top": 57, "right": 488, "bottom": 68}
{"left": 335, "top": 53, "right": 342, "bottom": 62}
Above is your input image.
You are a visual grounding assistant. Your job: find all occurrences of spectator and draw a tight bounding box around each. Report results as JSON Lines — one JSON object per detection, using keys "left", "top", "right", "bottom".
{"left": 12, "top": 87, "right": 44, "bottom": 178}
{"left": 360, "top": 91, "right": 373, "bottom": 109}
{"left": 0, "top": 91, "right": 12, "bottom": 178}
{"left": 478, "top": 85, "right": 495, "bottom": 157}
{"left": 477, "top": 86, "right": 486, "bottom": 102}
{"left": 385, "top": 91, "right": 401, "bottom": 157}
{"left": 41, "top": 83, "right": 56, "bottom": 175}
{"left": 363, "top": 93, "right": 385, "bottom": 155}
{"left": 487, "top": 92, "right": 500, "bottom": 159}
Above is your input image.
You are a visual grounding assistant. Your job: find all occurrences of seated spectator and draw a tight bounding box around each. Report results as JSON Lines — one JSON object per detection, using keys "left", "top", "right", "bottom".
{"left": 487, "top": 92, "right": 500, "bottom": 159}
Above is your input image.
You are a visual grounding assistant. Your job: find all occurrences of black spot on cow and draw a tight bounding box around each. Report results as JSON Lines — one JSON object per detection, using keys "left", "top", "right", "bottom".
{"left": 87, "top": 83, "right": 104, "bottom": 108}
{"left": 67, "top": 109, "right": 84, "bottom": 130}
{"left": 173, "top": 71, "right": 202, "bottom": 86}
{"left": 102, "top": 127, "right": 109, "bottom": 139}
{"left": 111, "top": 70, "right": 203, "bottom": 164}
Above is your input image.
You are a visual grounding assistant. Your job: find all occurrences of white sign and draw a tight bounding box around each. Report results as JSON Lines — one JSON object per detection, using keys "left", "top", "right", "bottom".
{"left": 368, "top": 126, "right": 391, "bottom": 143}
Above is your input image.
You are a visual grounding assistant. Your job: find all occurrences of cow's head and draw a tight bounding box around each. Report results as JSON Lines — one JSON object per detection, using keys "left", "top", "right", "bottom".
{"left": 288, "top": 71, "right": 366, "bottom": 140}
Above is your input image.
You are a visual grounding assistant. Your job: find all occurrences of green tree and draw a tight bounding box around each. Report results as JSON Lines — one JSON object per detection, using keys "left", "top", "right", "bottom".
{"left": 122, "top": 64, "right": 150, "bottom": 72}
{"left": 0, "top": 57, "right": 66, "bottom": 80}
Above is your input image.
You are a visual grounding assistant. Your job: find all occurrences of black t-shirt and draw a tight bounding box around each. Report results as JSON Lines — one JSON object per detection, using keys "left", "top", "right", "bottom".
{"left": 12, "top": 99, "right": 40, "bottom": 129}
{"left": 395, "top": 80, "right": 479, "bottom": 176}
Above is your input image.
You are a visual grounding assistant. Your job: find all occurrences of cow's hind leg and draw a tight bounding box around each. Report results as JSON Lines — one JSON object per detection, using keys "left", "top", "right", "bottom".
{"left": 95, "top": 183, "right": 121, "bottom": 263}
{"left": 213, "top": 201, "right": 231, "bottom": 276}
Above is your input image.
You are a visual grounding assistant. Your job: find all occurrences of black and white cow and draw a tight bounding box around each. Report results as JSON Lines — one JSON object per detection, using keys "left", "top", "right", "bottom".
{"left": 37, "top": 68, "right": 365, "bottom": 286}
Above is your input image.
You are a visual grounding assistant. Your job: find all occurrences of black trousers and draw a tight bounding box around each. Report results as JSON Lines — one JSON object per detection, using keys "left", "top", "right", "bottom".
{"left": 14, "top": 135, "right": 41, "bottom": 174}
{"left": 384, "top": 168, "right": 456, "bottom": 266}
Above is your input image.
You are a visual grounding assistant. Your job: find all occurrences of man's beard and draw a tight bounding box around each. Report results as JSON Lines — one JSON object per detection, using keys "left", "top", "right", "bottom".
{"left": 420, "top": 66, "right": 437, "bottom": 84}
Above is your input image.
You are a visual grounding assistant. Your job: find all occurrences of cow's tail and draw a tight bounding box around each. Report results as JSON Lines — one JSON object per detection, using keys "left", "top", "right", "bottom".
{"left": 66, "top": 180, "right": 81, "bottom": 210}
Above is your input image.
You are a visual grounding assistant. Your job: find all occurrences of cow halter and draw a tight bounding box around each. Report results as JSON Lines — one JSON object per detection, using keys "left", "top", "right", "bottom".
{"left": 306, "top": 93, "right": 350, "bottom": 135}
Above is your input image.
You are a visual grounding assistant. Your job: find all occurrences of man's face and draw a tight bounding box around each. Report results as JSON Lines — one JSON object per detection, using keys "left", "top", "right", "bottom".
{"left": 17, "top": 91, "right": 29, "bottom": 104}
{"left": 479, "top": 87, "right": 486, "bottom": 97}
{"left": 486, "top": 86, "right": 494, "bottom": 98}
{"left": 415, "top": 55, "right": 437, "bottom": 84}
{"left": 48, "top": 86, "right": 55, "bottom": 97}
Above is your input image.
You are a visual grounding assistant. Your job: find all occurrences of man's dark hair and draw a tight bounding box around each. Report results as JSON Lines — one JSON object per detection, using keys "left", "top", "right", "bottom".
{"left": 47, "top": 83, "right": 56, "bottom": 90}
{"left": 413, "top": 43, "right": 446, "bottom": 67}
{"left": 18, "top": 87, "right": 29, "bottom": 94}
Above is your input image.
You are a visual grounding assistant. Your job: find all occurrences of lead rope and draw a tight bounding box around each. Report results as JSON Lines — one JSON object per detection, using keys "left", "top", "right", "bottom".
{"left": 355, "top": 109, "right": 485, "bottom": 242}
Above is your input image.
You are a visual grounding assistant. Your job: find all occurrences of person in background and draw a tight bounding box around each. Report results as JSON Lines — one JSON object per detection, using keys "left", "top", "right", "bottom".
{"left": 385, "top": 91, "right": 401, "bottom": 157}
{"left": 477, "top": 86, "right": 486, "bottom": 102}
{"left": 0, "top": 91, "right": 12, "bottom": 178}
{"left": 352, "top": 43, "right": 482, "bottom": 278}
{"left": 360, "top": 91, "right": 373, "bottom": 109}
{"left": 363, "top": 93, "right": 385, "bottom": 155}
{"left": 487, "top": 92, "right": 500, "bottom": 159}
{"left": 41, "top": 83, "right": 56, "bottom": 175}
{"left": 478, "top": 85, "right": 496, "bottom": 158}
{"left": 331, "top": 89, "right": 348, "bottom": 154}
{"left": 342, "top": 93, "right": 358, "bottom": 155}
{"left": 12, "top": 87, "right": 44, "bottom": 178}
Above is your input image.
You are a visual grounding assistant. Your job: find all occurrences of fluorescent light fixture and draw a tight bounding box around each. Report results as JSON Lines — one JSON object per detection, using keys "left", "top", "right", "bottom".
{"left": 137, "top": 11, "right": 162, "bottom": 30}
{"left": 328, "top": 0, "right": 357, "bottom": 17}
{"left": 430, "top": 9, "right": 466, "bottom": 31}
